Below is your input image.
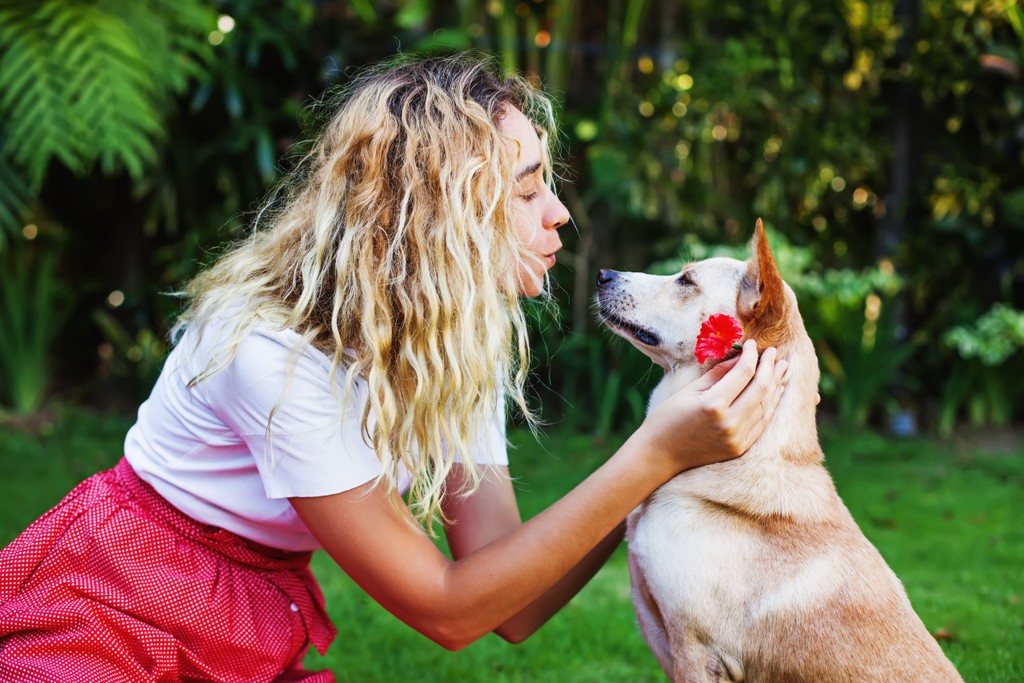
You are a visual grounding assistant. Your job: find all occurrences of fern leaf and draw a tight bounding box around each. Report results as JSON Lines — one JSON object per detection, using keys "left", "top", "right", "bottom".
{"left": 0, "top": 0, "right": 215, "bottom": 188}
{"left": 0, "top": 143, "right": 32, "bottom": 247}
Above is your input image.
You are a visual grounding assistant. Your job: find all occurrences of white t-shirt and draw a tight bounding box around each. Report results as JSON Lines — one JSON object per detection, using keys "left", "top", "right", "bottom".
{"left": 124, "top": 316, "right": 508, "bottom": 552}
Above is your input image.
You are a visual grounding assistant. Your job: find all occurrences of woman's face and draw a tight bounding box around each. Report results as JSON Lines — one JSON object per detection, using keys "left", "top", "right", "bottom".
{"left": 498, "top": 107, "right": 570, "bottom": 298}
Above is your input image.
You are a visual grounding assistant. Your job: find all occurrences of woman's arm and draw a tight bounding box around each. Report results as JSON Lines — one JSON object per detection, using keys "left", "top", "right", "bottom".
{"left": 290, "top": 428, "right": 667, "bottom": 650}
{"left": 290, "top": 342, "right": 784, "bottom": 650}
{"left": 441, "top": 464, "right": 627, "bottom": 644}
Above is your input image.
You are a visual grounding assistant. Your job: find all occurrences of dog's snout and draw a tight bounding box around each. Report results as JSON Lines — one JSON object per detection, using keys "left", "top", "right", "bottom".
{"left": 597, "top": 269, "right": 619, "bottom": 287}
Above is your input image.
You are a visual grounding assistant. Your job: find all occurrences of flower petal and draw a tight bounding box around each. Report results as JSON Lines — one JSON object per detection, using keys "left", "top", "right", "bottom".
{"left": 694, "top": 314, "right": 744, "bottom": 363}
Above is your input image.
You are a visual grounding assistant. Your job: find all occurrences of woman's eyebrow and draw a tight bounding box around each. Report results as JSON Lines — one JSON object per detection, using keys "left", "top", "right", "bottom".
{"left": 515, "top": 161, "right": 542, "bottom": 181}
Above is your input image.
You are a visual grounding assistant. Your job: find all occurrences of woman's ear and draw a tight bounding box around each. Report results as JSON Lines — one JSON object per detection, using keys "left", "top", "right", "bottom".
{"left": 738, "top": 218, "right": 789, "bottom": 348}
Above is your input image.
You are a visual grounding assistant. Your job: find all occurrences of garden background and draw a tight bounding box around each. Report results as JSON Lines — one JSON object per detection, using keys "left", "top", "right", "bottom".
{"left": 0, "top": 0, "right": 1021, "bottom": 680}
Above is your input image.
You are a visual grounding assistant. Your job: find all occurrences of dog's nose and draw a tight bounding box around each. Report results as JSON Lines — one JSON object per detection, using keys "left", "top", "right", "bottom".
{"left": 596, "top": 269, "right": 619, "bottom": 287}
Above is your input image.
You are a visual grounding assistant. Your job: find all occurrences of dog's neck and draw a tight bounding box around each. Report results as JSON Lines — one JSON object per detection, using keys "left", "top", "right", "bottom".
{"left": 649, "top": 336, "right": 835, "bottom": 521}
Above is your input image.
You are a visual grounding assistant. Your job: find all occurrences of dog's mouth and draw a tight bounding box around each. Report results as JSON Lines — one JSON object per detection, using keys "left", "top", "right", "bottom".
{"left": 599, "top": 311, "right": 662, "bottom": 347}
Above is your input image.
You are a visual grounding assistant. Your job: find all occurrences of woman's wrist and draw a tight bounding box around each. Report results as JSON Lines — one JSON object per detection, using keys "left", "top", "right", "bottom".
{"left": 620, "top": 422, "right": 687, "bottom": 488}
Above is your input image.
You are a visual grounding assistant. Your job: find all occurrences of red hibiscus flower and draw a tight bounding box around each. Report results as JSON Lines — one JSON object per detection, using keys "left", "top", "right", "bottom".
{"left": 695, "top": 314, "right": 744, "bottom": 364}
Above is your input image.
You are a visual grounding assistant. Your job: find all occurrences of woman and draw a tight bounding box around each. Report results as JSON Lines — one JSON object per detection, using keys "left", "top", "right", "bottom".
{"left": 0, "top": 53, "right": 786, "bottom": 682}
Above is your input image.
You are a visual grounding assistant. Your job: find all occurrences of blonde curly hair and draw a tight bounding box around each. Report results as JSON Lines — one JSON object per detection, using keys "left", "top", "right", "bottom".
{"left": 172, "top": 53, "right": 558, "bottom": 527}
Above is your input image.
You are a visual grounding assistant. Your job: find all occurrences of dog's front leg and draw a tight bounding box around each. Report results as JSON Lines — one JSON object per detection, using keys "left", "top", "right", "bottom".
{"left": 628, "top": 550, "right": 675, "bottom": 678}
{"left": 669, "top": 631, "right": 743, "bottom": 683}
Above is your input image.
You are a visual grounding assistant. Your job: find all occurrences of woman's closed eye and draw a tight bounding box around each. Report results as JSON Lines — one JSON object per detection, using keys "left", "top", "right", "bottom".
{"left": 514, "top": 160, "right": 543, "bottom": 203}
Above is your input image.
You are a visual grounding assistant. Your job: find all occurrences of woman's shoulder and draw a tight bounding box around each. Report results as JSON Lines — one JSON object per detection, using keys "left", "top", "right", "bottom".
{"left": 179, "top": 301, "right": 332, "bottom": 367}
{"left": 178, "top": 308, "right": 365, "bottom": 429}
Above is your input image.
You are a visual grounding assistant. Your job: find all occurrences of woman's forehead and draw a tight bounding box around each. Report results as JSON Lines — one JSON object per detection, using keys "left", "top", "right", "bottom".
{"left": 497, "top": 106, "right": 543, "bottom": 168}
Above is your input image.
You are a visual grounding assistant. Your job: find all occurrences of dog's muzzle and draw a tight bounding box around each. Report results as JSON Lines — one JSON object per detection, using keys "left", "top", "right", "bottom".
{"left": 595, "top": 270, "right": 662, "bottom": 347}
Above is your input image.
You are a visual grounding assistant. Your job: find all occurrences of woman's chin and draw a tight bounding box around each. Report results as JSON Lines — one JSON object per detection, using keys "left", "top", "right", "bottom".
{"left": 515, "top": 273, "right": 548, "bottom": 299}
{"left": 517, "top": 286, "right": 543, "bottom": 299}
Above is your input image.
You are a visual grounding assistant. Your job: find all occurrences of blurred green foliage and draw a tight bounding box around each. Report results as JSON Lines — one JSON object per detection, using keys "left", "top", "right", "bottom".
{"left": 940, "top": 304, "right": 1024, "bottom": 434}
{"left": 0, "top": 0, "right": 1021, "bottom": 432}
{"left": 945, "top": 303, "right": 1024, "bottom": 366}
{"left": 0, "top": 236, "right": 70, "bottom": 415}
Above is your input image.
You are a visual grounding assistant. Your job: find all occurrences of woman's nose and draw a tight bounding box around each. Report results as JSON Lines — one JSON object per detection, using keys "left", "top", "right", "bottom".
{"left": 547, "top": 195, "right": 570, "bottom": 229}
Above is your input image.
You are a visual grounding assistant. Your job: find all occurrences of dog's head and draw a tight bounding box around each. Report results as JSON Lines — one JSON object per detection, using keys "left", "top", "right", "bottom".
{"left": 596, "top": 219, "right": 804, "bottom": 373}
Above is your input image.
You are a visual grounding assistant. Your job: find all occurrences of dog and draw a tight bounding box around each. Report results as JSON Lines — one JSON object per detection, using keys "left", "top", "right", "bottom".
{"left": 596, "top": 220, "right": 963, "bottom": 683}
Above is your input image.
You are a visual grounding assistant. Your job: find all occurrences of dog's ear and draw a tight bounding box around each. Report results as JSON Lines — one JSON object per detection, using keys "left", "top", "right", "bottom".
{"left": 738, "top": 218, "right": 789, "bottom": 348}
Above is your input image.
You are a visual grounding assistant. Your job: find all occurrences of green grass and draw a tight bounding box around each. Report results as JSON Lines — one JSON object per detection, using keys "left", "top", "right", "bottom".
{"left": 1, "top": 408, "right": 1021, "bottom": 681}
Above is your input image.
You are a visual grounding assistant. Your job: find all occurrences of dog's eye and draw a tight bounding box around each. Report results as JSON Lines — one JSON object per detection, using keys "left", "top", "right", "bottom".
{"left": 677, "top": 272, "right": 695, "bottom": 287}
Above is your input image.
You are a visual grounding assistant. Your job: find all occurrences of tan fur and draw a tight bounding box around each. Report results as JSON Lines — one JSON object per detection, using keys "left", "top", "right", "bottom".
{"left": 597, "top": 222, "right": 963, "bottom": 683}
{"left": 739, "top": 219, "right": 791, "bottom": 352}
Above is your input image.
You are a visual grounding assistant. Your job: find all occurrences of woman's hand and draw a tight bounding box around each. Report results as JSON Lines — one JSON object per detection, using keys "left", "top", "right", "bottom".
{"left": 637, "top": 340, "right": 788, "bottom": 476}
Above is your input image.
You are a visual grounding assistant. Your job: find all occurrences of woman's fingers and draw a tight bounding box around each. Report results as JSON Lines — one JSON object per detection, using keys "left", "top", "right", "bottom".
{"left": 690, "top": 352, "right": 742, "bottom": 392}
{"left": 702, "top": 340, "right": 761, "bottom": 404}
{"left": 722, "top": 349, "right": 788, "bottom": 454}
{"left": 732, "top": 348, "right": 784, "bottom": 411}
{"left": 651, "top": 341, "right": 789, "bottom": 470}
{"left": 733, "top": 383, "right": 785, "bottom": 453}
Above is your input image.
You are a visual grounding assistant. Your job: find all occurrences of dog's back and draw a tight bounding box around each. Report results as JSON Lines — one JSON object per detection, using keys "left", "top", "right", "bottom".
{"left": 601, "top": 222, "right": 963, "bottom": 682}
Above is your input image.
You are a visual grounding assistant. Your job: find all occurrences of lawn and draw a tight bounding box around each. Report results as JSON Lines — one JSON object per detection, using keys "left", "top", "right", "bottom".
{"left": 1, "top": 407, "right": 1021, "bottom": 681}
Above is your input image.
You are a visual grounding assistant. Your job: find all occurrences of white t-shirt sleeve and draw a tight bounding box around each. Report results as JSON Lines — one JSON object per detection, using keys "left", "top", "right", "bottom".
{"left": 199, "top": 327, "right": 507, "bottom": 500}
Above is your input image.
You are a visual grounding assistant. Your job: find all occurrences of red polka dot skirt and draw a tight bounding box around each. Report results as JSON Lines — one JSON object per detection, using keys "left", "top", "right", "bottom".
{"left": 0, "top": 458, "right": 337, "bottom": 682}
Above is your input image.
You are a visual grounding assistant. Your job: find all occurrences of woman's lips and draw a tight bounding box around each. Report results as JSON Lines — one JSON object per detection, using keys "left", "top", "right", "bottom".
{"left": 546, "top": 244, "right": 562, "bottom": 268}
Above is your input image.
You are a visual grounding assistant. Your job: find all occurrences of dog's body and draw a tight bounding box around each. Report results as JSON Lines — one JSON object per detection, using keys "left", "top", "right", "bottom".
{"left": 598, "top": 222, "right": 962, "bottom": 683}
